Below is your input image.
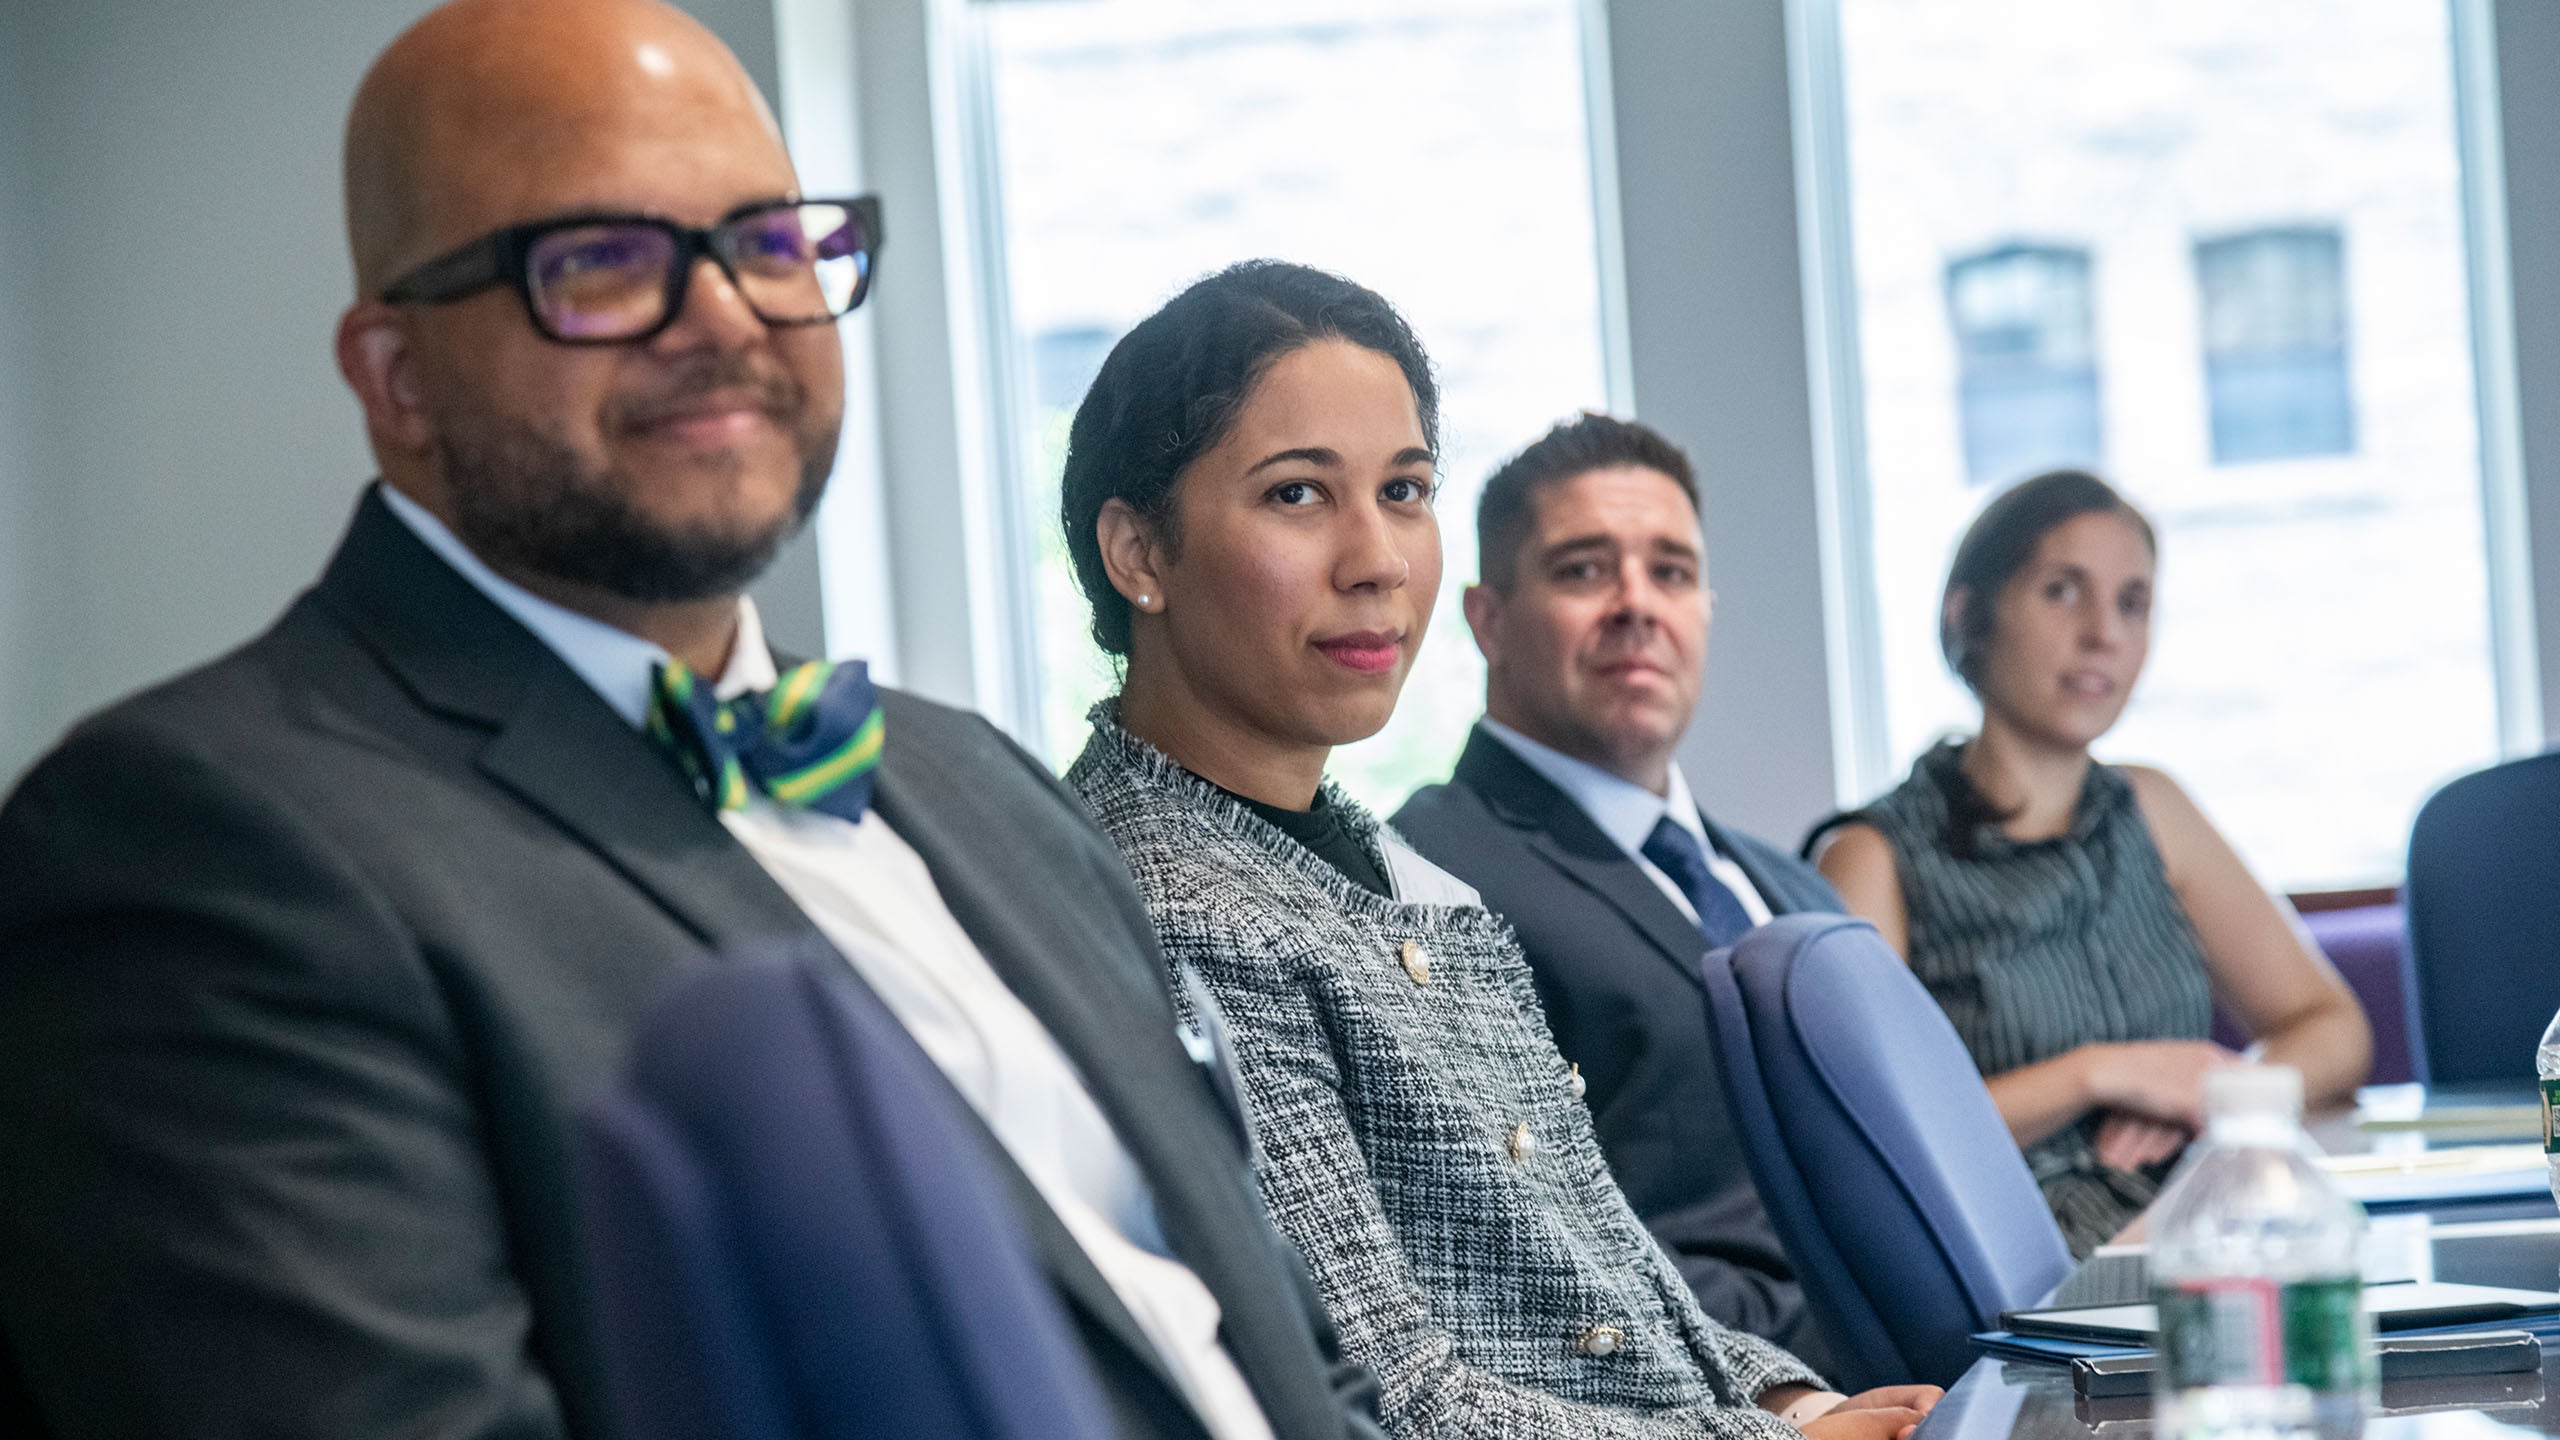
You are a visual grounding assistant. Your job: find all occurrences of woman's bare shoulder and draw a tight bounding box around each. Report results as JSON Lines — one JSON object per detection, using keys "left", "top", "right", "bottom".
{"left": 1811, "top": 818, "right": 1899, "bottom": 875}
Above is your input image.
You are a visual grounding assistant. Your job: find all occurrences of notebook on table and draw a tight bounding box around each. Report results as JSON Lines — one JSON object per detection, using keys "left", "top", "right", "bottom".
{"left": 2001, "top": 1280, "right": 2560, "bottom": 1345}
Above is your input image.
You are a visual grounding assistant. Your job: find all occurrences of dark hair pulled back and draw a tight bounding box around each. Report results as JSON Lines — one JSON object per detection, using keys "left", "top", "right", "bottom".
{"left": 1940, "top": 468, "right": 2156, "bottom": 690}
{"left": 1059, "top": 259, "right": 1439, "bottom": 657}
{"left": 1936, "top": 468, "right": 2157, "bottom": 854}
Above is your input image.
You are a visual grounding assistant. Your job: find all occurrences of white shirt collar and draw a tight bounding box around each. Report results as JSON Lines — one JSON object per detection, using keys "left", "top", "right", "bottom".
{"left": 378, "top": 483, "right": 776, "bottom": 727}
{"left": 1477, "top": 715, "right": 1716, "bottom": 862}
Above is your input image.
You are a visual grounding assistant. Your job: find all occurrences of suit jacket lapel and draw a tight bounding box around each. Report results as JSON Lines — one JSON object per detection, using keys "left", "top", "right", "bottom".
{"left": 1452, "top": 727, "right": 1713, "bottom": 990}
{"left": 873, "top": 718, "right": 1337, "bottom": 1440}
{"left": 867, "top": 729, "right": 1171, "bottom": 1117}
{"left": 889, "top": 752, "right": 1178, "bottom": 1391}
{"left": 313, "top": 486, "right": 812, "bottom": 947}
{"left": 475, "top": 666, "right": 814, "bottom": 944}
{"left": 1699, "top": 810, "right": 1795, "bottom": 920}
{"left": 975, "top": 1106, "right": 1202, "bottom": 1422}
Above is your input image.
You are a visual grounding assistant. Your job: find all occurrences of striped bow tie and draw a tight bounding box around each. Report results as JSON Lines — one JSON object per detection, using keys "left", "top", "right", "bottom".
{"left": 646, "top": 657, "right": 884, "bottom": 824}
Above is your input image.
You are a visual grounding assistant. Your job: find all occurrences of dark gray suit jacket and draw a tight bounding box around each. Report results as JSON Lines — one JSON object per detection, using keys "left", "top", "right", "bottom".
{"left": 1393, "top": 726, "right": 1848, "bottom": 1378}
{"left": 0, "top": 488, "right": 1380, "bottom": 1440}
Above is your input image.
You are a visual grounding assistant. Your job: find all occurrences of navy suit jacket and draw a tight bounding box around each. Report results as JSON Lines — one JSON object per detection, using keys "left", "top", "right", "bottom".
{"left": 1393, "top": 726, "right": 1847, "bottom": 1376}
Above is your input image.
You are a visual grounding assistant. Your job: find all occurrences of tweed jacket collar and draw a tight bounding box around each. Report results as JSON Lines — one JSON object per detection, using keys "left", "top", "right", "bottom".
{"left": 1075, "top": 704, "right": 1489, "bottom": 922}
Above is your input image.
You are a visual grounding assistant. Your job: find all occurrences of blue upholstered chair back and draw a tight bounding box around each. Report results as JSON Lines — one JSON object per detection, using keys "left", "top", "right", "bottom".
{"left": 1701, "top": 914, "right": 2074, "bottom": 1389}
{"left": 576, "top": 946, "right": 1117, "bottom": 1440}
{"left": 2405, "top": 750, "right": 2560, "bottom": 1084}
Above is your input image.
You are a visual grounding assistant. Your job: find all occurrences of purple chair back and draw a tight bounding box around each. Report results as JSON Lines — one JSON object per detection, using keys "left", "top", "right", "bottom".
{"left": 2209, "top": 902, "right": 2414, "bottom": 1085}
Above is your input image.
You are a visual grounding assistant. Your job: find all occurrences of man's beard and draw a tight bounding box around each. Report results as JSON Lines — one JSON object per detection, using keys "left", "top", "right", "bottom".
{"left": 436, "top": 366, "right": 838, "bottom": 605}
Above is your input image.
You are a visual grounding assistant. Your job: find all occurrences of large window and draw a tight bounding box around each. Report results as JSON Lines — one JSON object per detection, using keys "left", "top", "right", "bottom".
{"left": 956, "top": 0, "right": 1614, "bottom": 809}
{"left": 1813, "top": 0, "right": 2516, "bottom": 887}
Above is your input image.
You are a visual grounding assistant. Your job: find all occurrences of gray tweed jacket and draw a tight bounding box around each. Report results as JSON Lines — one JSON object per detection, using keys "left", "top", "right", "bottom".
{"left": 1070, "top": 714, "right": 1822, "bottom": 1440}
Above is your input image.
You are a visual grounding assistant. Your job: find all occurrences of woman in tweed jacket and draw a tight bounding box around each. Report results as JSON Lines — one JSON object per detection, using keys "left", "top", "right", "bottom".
{"left": 1054, "top": 261, "right": 1937, "bottom": 1440}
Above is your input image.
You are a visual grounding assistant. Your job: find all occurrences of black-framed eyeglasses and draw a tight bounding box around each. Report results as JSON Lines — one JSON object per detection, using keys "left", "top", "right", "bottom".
{"left": 379, "top": 195, "right": 883, "bottom": 344}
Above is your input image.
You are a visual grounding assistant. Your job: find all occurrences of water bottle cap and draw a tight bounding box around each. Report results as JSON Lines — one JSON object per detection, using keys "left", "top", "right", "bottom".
{"left": 2205, "top": 1063, "right": 2304, "bottom": 1119}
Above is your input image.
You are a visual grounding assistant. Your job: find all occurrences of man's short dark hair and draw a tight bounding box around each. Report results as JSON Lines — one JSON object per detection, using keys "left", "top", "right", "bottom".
{"left": 1475, "top": 412, "right": 1699, "bottom": 590}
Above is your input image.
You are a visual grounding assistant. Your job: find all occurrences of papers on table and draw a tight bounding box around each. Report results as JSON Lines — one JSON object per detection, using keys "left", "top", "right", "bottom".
{"left": 2353, "top": 1082, "right": 2543, "bottom": 1141}
{"left": 2319, "top": 1143, "right": 2552, "bottom": 1208}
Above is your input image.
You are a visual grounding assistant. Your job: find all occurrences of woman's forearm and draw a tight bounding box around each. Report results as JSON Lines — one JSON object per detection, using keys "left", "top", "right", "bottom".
{"left": 2252, "top": 991, "right": 2371, "bottom": 1107}
{"left": 1982, "top": 1049, "right": 2099, "bottom": 1149}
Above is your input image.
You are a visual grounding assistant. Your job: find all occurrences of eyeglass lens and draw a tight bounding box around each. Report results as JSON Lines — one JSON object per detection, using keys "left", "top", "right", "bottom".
{"left": 524, "top": 202, "right": 872, "bottom": 340}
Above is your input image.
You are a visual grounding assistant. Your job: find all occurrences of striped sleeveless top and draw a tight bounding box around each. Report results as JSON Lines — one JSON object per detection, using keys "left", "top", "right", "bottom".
{"left": 1836, "top": 740, "right": 2212, "bottom": 1257}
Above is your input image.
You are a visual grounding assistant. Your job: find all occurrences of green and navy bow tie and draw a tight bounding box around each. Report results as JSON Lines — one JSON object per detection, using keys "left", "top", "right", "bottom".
{"left": 646, "top": 657, "right": 884, "bottom": 824}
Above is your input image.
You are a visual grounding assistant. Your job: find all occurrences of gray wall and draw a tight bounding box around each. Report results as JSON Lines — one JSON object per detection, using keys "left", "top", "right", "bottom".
{"left": 3, "top": 0, "right": 417, "bottom": 791}
{"left": 1605, "top": 0, "right": 1843, "bottom": 843}
{"left": 0, "top": 0, "right": 44, "bottom": 785}
{"left": 0, "top": 0, "right": 815, "bottom": 789}
{"left": 2496, "top": 0, "right": 2560, "bottom": 734}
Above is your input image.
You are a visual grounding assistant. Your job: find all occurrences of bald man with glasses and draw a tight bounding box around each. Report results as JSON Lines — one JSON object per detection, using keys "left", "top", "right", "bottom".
{"left": 0, "top": 4, "right": 1384, "bottom": 1439}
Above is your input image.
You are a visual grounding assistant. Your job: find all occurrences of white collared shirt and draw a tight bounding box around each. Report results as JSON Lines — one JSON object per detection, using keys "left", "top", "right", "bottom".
{"left": 382, "top": 487, "right": 1274, "bottom": 1440}
{"left": 1478, "top": 717, "right": 1773, "bottom": 929}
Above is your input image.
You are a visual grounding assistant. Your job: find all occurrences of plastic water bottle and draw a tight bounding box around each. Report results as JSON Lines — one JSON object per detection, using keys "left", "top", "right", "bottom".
{"left": 2538, "top": 1008, "right": 2560, "bottom": 1209}
{"left": 2150, "top": 1065, "right": 2373, "bottom": 1440}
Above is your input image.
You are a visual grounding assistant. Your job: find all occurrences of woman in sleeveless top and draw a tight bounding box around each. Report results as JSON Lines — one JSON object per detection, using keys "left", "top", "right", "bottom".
{"left": 1808, "top": 471, "right": 2370, "bottom": 1257}
{"left": 1058, "top": 262, "right": 1937, "bottom": 1438}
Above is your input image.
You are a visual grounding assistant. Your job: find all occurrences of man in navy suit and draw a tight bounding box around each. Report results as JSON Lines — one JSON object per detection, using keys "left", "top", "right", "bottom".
{"left": 1395, "top": 413, "right": 1845, "bottom": 1375}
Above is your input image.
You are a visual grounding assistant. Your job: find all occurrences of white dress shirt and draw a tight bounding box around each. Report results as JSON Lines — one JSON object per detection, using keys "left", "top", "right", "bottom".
{"left": 1478, "top": 717, "right": 1773, "bottom": 929}
{"left": 381, "top": 487, "right": 1274, "bottom": 1440}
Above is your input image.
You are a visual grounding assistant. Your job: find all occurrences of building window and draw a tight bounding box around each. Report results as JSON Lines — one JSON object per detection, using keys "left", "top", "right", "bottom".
{"left": 1810, "top": 0, "right": 2511, "bottom": 887}
{"left": 2196, "top": 227, "right": 2354, "bottom": 464}
{"left": 1946, "top": 243, "right": 2104, "bottom": 486}
{"left": 1029, "top": 325, "right": 1117, "bottom": 417}
{"left": 955, "top": 0, "right": 1614, "bottom": 807}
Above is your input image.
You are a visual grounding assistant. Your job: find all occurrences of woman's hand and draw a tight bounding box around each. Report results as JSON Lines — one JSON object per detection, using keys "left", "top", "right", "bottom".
{"left": 1830, "top": 1386, "right": 1944, "bottom": 1418}
{"left": 1764, "top": 1383, "right": 1943, "bottom": 1436}
{"left": 1798, "top": 1406, "right": 1932, "bottom": 1440}
{"left": 2093, "top": 1110, "right": 2192, "bottom": 1171}
{"left": 2082, "top": 1039, "right": 2240, "bottom": 1130}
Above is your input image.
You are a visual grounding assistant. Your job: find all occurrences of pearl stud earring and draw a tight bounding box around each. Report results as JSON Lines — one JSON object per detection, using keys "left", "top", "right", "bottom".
{"left": 1137, "top": 593, "right": 1153, "bottom": 609}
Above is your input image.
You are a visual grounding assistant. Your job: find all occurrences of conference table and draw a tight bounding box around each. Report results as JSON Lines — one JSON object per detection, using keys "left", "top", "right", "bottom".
{"left": 1915, "top": 1084, "right": 2560, "bottom": 1440}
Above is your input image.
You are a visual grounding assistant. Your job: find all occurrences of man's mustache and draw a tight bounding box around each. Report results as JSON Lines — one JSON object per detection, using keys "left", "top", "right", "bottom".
{"left": 607, "top": 357, "right": 807, "bottom": 432}
{"left": 1587, "top": 630, "right": 1679, "bottom": 669}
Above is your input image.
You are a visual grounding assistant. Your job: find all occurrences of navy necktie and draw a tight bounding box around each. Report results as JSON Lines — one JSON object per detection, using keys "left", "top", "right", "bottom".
{"left": 1641, "top": 815, "right": 1755, "bottom": 948}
